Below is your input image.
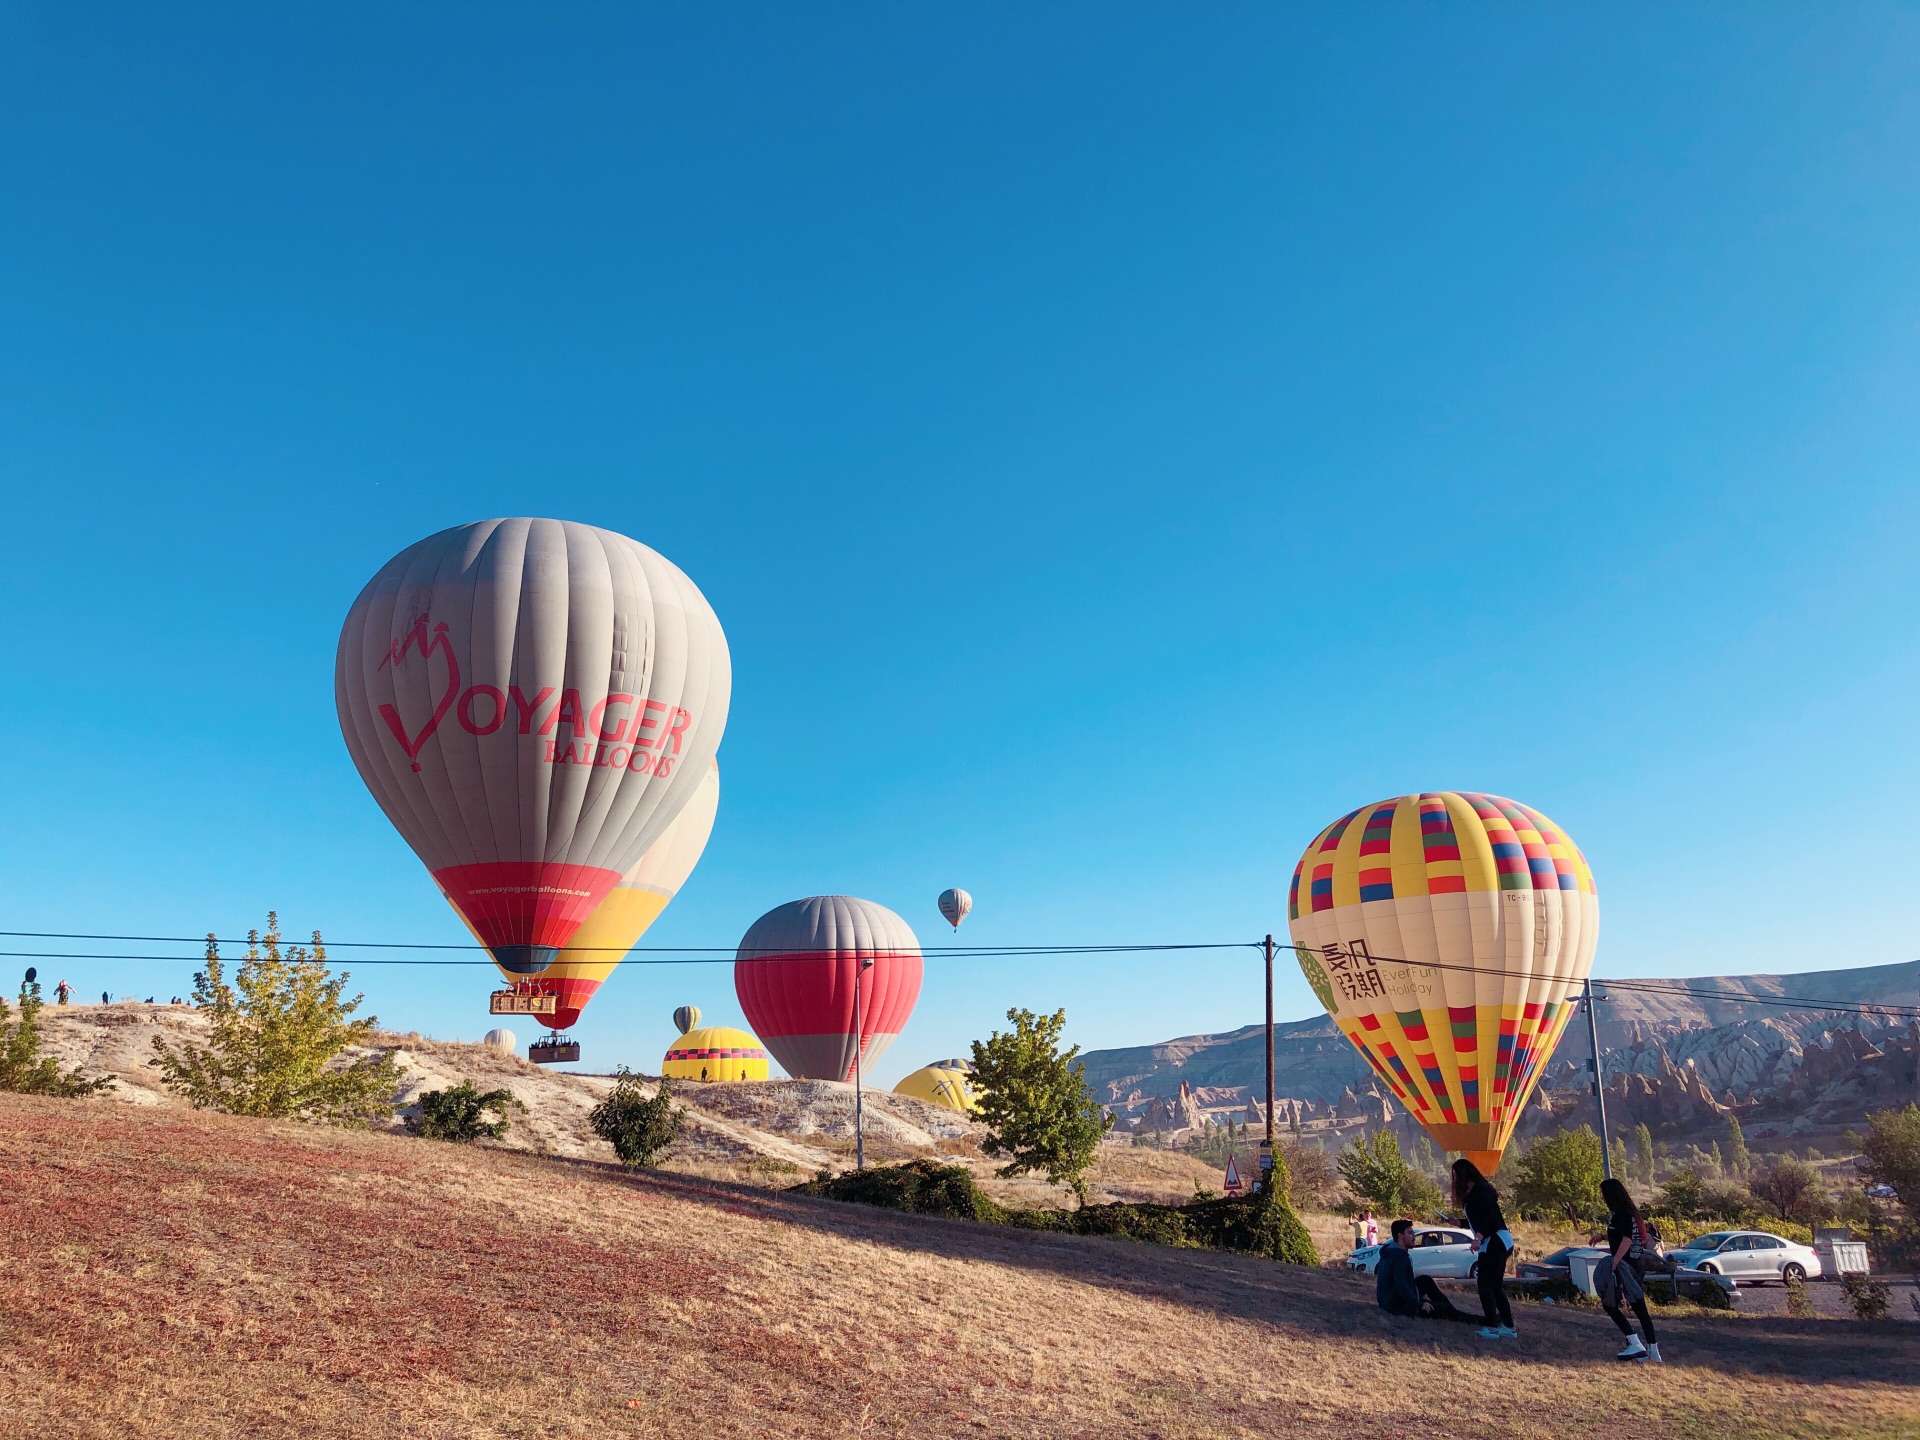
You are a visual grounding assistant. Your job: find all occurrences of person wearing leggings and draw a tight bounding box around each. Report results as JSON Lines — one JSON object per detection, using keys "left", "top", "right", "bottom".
{"left": 1452, "top": 1158, "right": 1515, "bottom": 1339}
{"left": 1597, "top": 1177, "right": 1662, "bottom": 1363}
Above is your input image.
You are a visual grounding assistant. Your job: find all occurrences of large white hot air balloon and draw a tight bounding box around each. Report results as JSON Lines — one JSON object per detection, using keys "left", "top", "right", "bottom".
{"left": 336, "top": 519, "right": 731, "bottom": 976}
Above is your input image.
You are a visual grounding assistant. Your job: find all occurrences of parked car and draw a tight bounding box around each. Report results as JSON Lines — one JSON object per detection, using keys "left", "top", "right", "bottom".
{"left": 1346, "top": 1226, "right": 1482, "bottom": 1280}
{"left": 1515, "top": 1245, "right": 1607, "bottom": 1281}
{"left": 1665, "top": 1231, "right": 1822, "bottom": 1284}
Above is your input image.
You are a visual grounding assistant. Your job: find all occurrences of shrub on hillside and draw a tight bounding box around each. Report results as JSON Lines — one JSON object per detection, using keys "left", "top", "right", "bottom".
{"left": 795, "top": 1162, "right": 1319, "bottom": 1264}
{"left": 1841, "top": 1272, "right": 1892, "bottom": 1321}
{"left": 407, "top": 1080, "right": 524, "bottom": 1142}
{"left": 969, "top": 1007, "right": 1114, "bottom": 1208}
{"left": 796, "top": 1159, "right": 1006, "bottom": 1221}
{"left": 1751, "top": 1156, "right": 1831, "bottom": 1228}
{"left": 149, "top": 915, "right": 397, "bottom": 1126}
{"left": 590, "top": 1068, "right": 683, "bottom": 1168}
{"left": 1, "top": 980, "right": 113, "bottom": 1098}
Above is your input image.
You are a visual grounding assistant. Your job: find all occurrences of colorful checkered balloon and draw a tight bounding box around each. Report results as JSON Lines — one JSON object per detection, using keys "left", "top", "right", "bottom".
{"left": 1287, "top": 793, "right": 1598, "bottom": 1176}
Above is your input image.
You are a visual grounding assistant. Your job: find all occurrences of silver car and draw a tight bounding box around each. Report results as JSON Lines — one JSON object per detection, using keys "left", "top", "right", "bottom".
{"left": 1346, "top": 1226, "right": 1483, "bottom": 1280}
{"left": 1666, "top": 1230, "right": 1823, "bottom": 1284}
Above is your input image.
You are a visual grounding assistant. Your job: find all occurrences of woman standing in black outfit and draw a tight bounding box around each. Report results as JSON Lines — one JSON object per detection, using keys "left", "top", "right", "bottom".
{"left": 1597, "top": 1177, "right": 1662, "bottom": 1363}
{"left": 1452, "top": 1158, "right": 1516, "bottom": 1339}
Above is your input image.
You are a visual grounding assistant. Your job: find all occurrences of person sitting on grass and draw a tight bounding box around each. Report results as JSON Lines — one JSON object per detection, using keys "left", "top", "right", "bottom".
{"left": 1376, "top": 1219, "right": 1483, "bottom": 1324}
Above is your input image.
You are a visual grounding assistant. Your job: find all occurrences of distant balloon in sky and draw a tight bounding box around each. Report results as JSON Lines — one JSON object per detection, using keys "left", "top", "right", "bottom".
{"left": 446, "top": 760, "right": 722, "bottom": 1030}
{"left": 734, "top": 896, "right": 923, "bottom": 1082}
{"left": 1287, "top": 792, "right": 1598, "bottom": 1178}
{"left": 936, "top": 888, "right": 972, "bottom": 931}
{"left": 336, "top": 519, "right": 730, "bottom": 975}
{"left": 673, "top": 1004, "right": 702, "bottom": 1035}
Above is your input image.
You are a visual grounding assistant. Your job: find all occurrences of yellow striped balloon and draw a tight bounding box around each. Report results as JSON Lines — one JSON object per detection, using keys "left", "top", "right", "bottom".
{"left": 1287, "top": 792, "right": 1598, "bottom": 1176}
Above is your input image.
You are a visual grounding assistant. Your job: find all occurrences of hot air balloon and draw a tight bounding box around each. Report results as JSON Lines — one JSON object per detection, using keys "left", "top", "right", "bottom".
{"left": 894, "top": 1059, "right": 977, "bottom": 1112}
{"left": 734, "top": 897, "right": 922, "bottom": 1081}
{"left": 936, "top": 888, "right": 972, "bottom": 931}
{"left": 456, "top": 760, "right": 721, "bottom": 1029}
{"left": 673, "top": 1004, "right": 702, "bottom": 1034}
{"left": 336, "top": 519, "right": 730, "bottom": 981}
{"left": 663, "top": 1025, "right": 770, "bottom": 1083}
{"left": 1286, "top": 792, "right": 1597, "bottom": 1177}
{"left": 481, "top": 1028, "right": 517, "bottom": 1054}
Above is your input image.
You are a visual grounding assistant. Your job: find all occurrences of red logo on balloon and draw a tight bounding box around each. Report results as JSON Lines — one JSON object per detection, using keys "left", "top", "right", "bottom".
{"left": 376, "top": 614, "right": 461, "bottom": 772}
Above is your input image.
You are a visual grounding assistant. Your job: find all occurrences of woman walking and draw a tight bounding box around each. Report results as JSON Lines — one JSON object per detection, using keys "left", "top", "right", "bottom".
{"left": 1597, "top": 1177, "right": 1662, "bottom": 1363}
{"left": 1452, "top": 1158, "right": 1516, "bottom": 1340}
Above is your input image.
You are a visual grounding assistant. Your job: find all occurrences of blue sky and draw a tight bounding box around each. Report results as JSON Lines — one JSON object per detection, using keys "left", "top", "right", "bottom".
{"left": 3, "top": 4, "right": 1918, "bottom": 1082}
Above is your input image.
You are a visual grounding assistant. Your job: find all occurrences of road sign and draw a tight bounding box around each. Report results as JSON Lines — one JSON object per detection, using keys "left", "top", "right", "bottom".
{"left": 1223, "top": 1155, "right": 1244, "bottom": 1195}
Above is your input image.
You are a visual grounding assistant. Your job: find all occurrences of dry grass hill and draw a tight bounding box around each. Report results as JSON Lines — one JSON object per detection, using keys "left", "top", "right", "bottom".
{"left": 4, "top": 1091, "right": 1916, "bottom": 1440}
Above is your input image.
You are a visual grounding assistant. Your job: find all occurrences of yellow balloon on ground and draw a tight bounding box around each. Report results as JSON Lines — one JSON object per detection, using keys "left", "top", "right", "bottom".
{"left": 662, "top": 1026, "right": 769, "bottom": 1082}
{"left": 893, "top": 1059, "right": 977, "bottom": 1113}
{"left": 1287, "top": 792, "right": 1598, "bottom": 1177}
{"left": 450, "top": 760, "right": 721, "bottom": 1029}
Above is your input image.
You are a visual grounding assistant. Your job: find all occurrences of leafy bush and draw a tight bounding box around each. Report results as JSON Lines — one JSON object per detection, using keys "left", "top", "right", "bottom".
{"left": 589, "top": 1068, "right": 683, "bottom": 1168}
{"left": 1783, "top": 1272, "right": 1815, "bottom": 1319}
{"left": 149, "top": 916, "right": 397, "bottom": 1126}
{"left": 970, "top": 1008, "right": 1114, "bottom": 1207}
{"left": 1693, "top": 1275, "right": 1734, "bottom": 1311}
{"left": 1281, "top": 1139, "right": 1341, "bottom": 1208}
{"left": 1855, "top": 1106, "right": 1920, "bottom": 1211}
{"left": 796, "top": 1159, "right": 1006, "bottom": 1221}
{"left": 1336, "top": 1131, "right": 1440, "bottom": 1217}
{"left": 795, "top": 1161, "right": 1319, "bottom": 1264}
{"left": 1508, "top": 1126, "right": 1604, "bottom": 1223}
{"left": 407, "top": 1080, "right": 524, "bottom": 1141}
{"left": 1, "top": 980, "right": 113, "bottom": 1097}
{"left": 1840, "top": 1272, "right": 1891, "bottom": 1321}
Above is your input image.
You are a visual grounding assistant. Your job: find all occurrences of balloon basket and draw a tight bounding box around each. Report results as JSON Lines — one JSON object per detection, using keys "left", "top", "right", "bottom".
{"left": 490, "top": 981, "right": 558, "bottom": 1018}
{"left": 528, "top": 1034, "right": 580, "bottom": 1065}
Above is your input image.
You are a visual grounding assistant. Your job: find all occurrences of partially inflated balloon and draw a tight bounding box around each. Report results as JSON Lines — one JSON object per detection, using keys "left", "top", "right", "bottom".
{"left": 1286, "top": 792, "right": 1597, "bottom": 1176}
{"left": 734, "top": 896, "right": 922, "bottom": 1081}
{"left": 894, "top": 1059, "right": 977, "bottom": 1112}
{"left": 937, "top": 888, "right": 972, "bottom": 931}
{"left": 337, "top": 519, "right": 729, "bottom": 973}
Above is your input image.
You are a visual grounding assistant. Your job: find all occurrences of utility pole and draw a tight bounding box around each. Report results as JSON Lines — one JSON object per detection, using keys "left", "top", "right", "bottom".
{"left": 1584, "top": 974, "right": 1612, "bottom": 1181}
{"left": 1261, "top": 935, "right": 1276, "bottom": 1192}
{"left": 853, "top": 955, "right": 874, "bottom": 1170}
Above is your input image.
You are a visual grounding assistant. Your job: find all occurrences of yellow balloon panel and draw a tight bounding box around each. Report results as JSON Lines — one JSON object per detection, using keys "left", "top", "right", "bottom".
{"left": 893, "top": 1062, "right": 977, "bottom": 1113}
{"left": 1287, "top": 792, "right": 1597, "bottom": 1174}
{"left": 663, "top": 1025, "right": 769, "bottom": 1082}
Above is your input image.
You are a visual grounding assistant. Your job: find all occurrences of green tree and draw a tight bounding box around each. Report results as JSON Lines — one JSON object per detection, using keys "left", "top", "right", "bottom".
{"left": 1854, "top": 1105, "right": 1920, "bottom": 1212}
{"left": 1634, "top": 1123, "right": 1656, "bottom": 1187}
{"left": 0, "top": 980, "right": 113, "bottom": 1097}
{"left": 1752, "top": 1155, "right": 1830, "bottom": 1227}
{"left": 1725, "top": 1115, "right": 1752, "bottom": 1179}
{"left": 1609, "top": 1132, "right": 1631, "bottom": 1186}
{"left": 407, "top": 1080, "right": 525, "bottom": 1141}
{"left": 150, "top": 915, "right": 398, "bottom": 1125}
{"left": 1657, "top": 1166, "right": 1705, "bottom": 1219}
{"left": 1335, "top": 1131, "right": 1440, "bottom": 1217}
{"left": 970, "top": 1007, "right": 1115, "bottom": 1207}
{"left": 590, "top": 1068, "right": 683, "bottom": 1167}
{"left": 1509, "top": 1126, "right": 1605, "bottom": 1223}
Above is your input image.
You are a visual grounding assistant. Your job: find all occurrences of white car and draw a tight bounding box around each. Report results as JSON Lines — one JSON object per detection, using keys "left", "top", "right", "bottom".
{"left": 1346, "top": 1226, "right": 1483, "bottom": 1280}
{"left": 1665, "top": 1231, "right": 1823, "bottom": 1285}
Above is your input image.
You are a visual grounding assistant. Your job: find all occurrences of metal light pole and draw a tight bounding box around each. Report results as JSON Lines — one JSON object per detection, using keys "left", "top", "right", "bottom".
{"left": 853, "top": 955, "right": 874, "bottom": 1170}
{"left": 1261, "top": 935, "right": 1276, "bottom": 1192}
{"left": 1584, "top": 975, "right": 1613, "bottom": 1181}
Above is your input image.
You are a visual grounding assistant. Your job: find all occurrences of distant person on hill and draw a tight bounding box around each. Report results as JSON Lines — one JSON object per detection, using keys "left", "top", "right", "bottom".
{"left": 55, "top": 979, "right": 72, "bottom": 1005}
{"left": 101, "top": 991, "right": 110, "bottom": 1005}
{"left": 1365, "top": 1211, "right": 1378, "bottom": 1247}
{"left": 1376, "top": 1219, "right": 1481, "bottom": 1323}
{"left": 1352, "top": 1211, "right": 1366, "bottom": 1251}
{"left": 1596, "top": 1177, "right": 1663, "bottom": 1363}
{"left": 1453, "top": 1158, "right": 1516, "bottom": 1340}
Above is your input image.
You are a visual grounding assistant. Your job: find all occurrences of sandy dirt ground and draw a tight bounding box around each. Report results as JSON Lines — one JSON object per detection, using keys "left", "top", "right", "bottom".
{"left": 3, "top": 1094, "right": 1916, "bottom": 1440}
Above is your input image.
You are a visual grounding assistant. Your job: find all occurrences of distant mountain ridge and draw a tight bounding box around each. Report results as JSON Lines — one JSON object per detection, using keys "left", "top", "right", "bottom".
{"left": 1080, "top": 959, "right": 1920, "bottom": 1144}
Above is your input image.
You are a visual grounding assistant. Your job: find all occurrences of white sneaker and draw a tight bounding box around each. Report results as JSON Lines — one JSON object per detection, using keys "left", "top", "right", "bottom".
{"left": 1616, "top": 1336, "right": 1646, "bottom": 1360}
{"left": 1478, "top": 1326, "right": 1503, "bottom": 1339}
{"left": 1633, "top": 1343, "right": 1663, "bottom": 1364}
{"left": 1496, "top": 1325, "right": 1518, "bottom": 1338}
